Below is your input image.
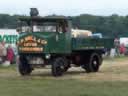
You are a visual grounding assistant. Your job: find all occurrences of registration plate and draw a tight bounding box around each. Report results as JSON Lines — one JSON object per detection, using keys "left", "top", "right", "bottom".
{"left": 29, "top": 58, "right": 44, "bottom": 65}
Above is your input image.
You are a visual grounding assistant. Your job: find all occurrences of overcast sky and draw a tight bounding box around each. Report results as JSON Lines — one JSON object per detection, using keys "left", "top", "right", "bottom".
{"left": 1, "top": 0, "right": 128, "bottom": 16}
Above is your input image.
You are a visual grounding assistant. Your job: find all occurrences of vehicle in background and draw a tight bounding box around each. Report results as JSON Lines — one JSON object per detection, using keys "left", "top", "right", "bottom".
{"left": 119, "top": 37, "right": 128, "bottom": 55}
{"left": 0, "top": 29, "right": 18, "bottom": 64}
{"left": 120, "top": 37, "right": 128, "bottom": 46}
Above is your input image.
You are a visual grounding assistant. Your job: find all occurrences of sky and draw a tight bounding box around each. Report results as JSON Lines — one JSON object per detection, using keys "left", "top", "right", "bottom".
{"left": 0, "top": 0, "right": 128, "bottom": 16}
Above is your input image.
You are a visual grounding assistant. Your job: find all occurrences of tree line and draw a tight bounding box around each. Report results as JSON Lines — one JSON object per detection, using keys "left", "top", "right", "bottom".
{"left": 0, "top": 13, "right": 128, "bottom": 38}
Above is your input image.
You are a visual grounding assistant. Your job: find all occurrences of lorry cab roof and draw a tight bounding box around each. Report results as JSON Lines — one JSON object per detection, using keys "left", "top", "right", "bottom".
{"left": 19, "top": 16, "right": 71, "bottom": 22}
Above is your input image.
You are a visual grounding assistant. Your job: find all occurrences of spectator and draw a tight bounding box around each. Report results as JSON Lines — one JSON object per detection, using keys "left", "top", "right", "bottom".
{"left": 114, "top": 38, "right": 120, "bottom": 56}
{"left": 7, "top": 45, "right": 14, "bottom": 64}
{"left": 119, "top": 43, "right": 126, "bottom": 55}
{"left": 0, "top": 41, "right": 7, "bottom": 63}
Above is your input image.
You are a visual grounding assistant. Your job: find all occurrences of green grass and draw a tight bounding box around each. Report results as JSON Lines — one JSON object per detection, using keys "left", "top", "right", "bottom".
{"left": 0, "top": 78, "right": 127, "bottom": 96}
{"left": 0, "top": 57, "right": 128, "bottom": 96}
{"left": 103, "top": 55, "right": 128, "bottom": 61}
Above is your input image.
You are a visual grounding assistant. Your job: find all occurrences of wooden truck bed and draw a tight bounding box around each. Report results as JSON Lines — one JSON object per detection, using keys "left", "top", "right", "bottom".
{"left": 72, "top": 37, "right": 114, "bottom": 51}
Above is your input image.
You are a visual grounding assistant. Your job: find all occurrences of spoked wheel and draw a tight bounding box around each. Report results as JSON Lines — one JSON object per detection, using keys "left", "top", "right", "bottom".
{"left": 18, "top": 55, "right": 32, "bottom": 76}
{"left": 52, "top": 57, "right": 69, "bottom": 77}
{"left": 82, "top": 53, "right": 102, "bottom": 73}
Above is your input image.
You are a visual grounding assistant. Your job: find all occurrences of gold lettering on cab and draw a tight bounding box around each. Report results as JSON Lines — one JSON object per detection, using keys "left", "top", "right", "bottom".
{"left": 24, "top": 43, "right": 37, "bottom": 47}
{"left": 18, "top": 35, "right": 47, "bottom": 52}
{"left": 19, "top": 47, "right": 43, "bottom": 52}
{"left": 25, "top": 36, "right": 33, "bottom": 41}
{"left": 18, "top": 35, "right": 48, "bottom": 46}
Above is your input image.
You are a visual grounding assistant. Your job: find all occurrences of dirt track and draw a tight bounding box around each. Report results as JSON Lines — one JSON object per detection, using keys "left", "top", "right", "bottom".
{"left": 0, "top": 57, "right": 128, "bottom": 81}
{"left": 28, "top": 57, "right": 128, "bottom": 81}
{"left": 68, "top": 57, "right": 128, "bottom": 81}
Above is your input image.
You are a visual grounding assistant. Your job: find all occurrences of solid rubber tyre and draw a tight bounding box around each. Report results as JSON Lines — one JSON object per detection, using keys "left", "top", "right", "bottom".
{"left": 18, "top": 55, "right": 32, "bottom": 76}
{"left": 82, "top": 53, "right": 102, "bottom": 73}
{"left": 52, "top": 57, "right": 68, "bottom": 77}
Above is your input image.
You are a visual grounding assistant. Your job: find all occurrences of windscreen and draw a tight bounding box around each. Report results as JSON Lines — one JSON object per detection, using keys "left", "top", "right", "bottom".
{"left": 33, "top": 22, "right": 57, "bottom": 32}
{"left": 18, "top": 20, "right": 68, "bottom": 33}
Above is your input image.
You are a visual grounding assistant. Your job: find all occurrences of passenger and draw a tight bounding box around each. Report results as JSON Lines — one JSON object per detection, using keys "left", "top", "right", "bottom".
{"left": 7, "top": 45, "right": 14, "bottom": 64}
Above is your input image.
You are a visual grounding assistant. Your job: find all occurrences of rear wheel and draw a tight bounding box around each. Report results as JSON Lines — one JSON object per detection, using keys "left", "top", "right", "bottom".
{"left": 82, "top": 53, "right": 102, "bottom": 73}
{"left": 18, "top": 55, "right": 32, "bottom": 76}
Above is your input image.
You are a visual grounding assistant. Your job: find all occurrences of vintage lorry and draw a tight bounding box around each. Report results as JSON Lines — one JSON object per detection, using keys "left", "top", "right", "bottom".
{"left": 16, "top": 8, "right": 114, "bottom": 76}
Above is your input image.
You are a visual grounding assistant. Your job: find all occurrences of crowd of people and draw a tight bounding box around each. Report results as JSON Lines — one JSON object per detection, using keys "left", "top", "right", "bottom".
{"left": 0, "top": 41, "right": 14, "bottom": 64}
{"left": 103, "top": 38, "right": 128, "bottom": 57}
{"left": 114, "top": 38, "right": 127, "bottom": 56}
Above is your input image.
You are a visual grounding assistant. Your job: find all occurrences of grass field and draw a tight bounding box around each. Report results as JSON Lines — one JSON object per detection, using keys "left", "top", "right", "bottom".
{"left": 0, "top": 57, "right": 128, "bottom": 96}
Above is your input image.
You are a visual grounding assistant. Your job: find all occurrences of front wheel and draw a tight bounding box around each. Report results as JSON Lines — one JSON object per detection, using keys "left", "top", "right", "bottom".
{"left": 17, "top": 55, "right": 32, "bottom": 76}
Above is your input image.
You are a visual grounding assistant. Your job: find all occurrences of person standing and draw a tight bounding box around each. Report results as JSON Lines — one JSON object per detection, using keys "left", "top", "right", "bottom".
{"left": 114, "top": 38, "right": 120, "bottom": 56}
{"left": 0, "top": 41, "right": 7, "bottom": 64}
{"left": 7, "top": 45, "right": 14, "bottom": 64}
{"left": 119, "top": 43, "right": 126, "bottom": 55}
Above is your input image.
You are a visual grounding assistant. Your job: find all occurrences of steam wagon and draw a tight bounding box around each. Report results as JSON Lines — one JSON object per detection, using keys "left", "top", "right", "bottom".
{"left": 16, "top": 8, "right": 114, "bottom": 76}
